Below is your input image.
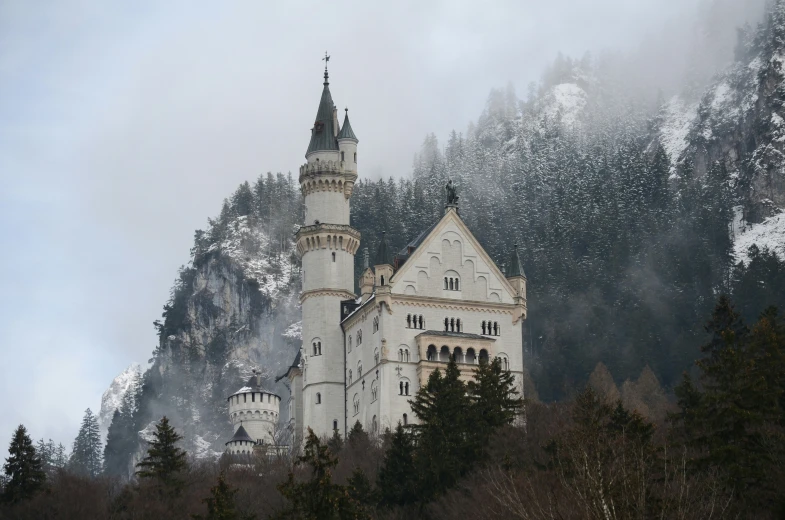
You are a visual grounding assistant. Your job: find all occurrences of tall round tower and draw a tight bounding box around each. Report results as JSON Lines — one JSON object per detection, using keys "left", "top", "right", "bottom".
{"left": 295, "top": 64, "right": 360, "bottom": 438}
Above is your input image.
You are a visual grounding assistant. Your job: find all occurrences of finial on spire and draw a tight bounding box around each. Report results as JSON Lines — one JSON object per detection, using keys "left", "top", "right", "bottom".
{"left": 322, "top": 51, "right": 330, "bottom": 84}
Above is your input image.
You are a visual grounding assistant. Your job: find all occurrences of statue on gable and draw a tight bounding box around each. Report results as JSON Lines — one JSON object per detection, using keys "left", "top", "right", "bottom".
{"left": 446, "top": 180, "right": 459, "bottom": 205}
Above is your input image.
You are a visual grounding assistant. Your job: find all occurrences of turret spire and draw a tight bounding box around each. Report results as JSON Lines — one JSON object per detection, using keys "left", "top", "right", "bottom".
{"left": 322, "top": 51, "right": 330, "bottom": 85}
{"left": 306, "top": 53, "right": 339, "bottom": 156}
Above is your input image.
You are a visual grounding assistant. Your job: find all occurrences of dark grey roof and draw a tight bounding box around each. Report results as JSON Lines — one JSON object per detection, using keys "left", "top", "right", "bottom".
{"left": 506, "top": 244, "right": 525, "bottom": 278}
{"left": 394, "top": 220, "right": 439, "bottom": 269}
{"left": 306, "top": 71, "right": 339, "bottom": 156}
{"left": 337, "top": 109, "right": 357, "bottom": 141}
{"left": 416, "top": 330, "right": 496, "bottom": 341}
{"left": 229, "top": 372, "right": 277, "bottom": 398}
{"left": 275, "top": 351, "right": 301, "bottom": 382}
{"left": 226, "top": 424, "right": 255, "bottom": 445}
{"left": 375, "top": 231, "right": 393, "bottom": 266}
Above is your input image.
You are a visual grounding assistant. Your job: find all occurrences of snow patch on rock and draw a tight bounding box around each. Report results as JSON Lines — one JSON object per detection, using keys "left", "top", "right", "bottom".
{"left": 99, "top": 363, "right": 141, "bottom": 440}
{"left": 659, "top": 96, "right": 698, "bottom": 171}
{"left": 541, "top": 83, "right": 587, "bottom": 128}
{"left": 283, "top": 321, "right": 302, "bottom": 341}
{"left": 734, "top": 212, "right": 785, "bottom": 264}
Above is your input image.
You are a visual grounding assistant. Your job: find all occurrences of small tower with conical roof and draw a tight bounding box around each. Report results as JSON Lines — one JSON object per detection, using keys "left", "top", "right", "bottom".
{"left": 295, "top": 59, "right": 361, "bottom": 438}
{"left": 505, "top": 244, "right": 527, "bottom": 322}
{"left": 226, "top": 370, "right": 281, "bottom": 451}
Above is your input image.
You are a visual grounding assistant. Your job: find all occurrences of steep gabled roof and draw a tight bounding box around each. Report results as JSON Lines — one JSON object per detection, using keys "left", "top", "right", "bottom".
{"left": 226, "top": 424, "right": 255, "bottom": 445}
{"left": 306, "top": 70, "right": 339, "bottom": 155}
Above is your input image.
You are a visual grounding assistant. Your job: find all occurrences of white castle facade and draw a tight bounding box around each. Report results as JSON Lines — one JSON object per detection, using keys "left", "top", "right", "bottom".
{"left": 279, "top": 65, "right": 528, "bottom": 443}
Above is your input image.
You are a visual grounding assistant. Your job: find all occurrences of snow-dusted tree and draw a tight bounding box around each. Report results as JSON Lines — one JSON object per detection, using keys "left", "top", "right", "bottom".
{"left": 69, "top": 408, "right": 103, "bottom": 477}
{"left": 2, "top": 425, "right": 46, "bottom": 504}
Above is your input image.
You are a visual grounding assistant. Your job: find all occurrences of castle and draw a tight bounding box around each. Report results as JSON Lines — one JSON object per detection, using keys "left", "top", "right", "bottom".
{"left": 225, "top": 62, "right": 527, "bottom": 452}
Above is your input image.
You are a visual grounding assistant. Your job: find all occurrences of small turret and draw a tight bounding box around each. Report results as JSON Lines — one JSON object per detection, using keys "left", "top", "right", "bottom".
{"left": 226, "top": 369, "right": 281, "bottom": 451}
{"left": 505, "top": 244, "right": 527, "bottom": 299}
{"left": 337, "top": 108, "right": 358, "bottom": 173}
{"left": 359, "top": 248, "right": 374, "bottom": 301}
{"left": 374, "top": 232, "right": 394, "bottom": 287}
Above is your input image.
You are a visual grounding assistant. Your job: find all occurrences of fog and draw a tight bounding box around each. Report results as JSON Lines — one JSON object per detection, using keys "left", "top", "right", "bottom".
{"left": 0, "top": 0, "right": 766, "bottom": 451}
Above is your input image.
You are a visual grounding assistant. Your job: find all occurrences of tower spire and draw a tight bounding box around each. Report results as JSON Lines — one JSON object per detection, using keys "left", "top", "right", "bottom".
{"left": 322, "top": 51, "right": 330, "bottom": 85}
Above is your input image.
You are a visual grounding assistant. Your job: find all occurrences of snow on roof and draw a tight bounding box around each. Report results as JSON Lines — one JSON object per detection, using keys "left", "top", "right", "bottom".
{"left": 734, "top": 212, "right": 785, "bottom": 264}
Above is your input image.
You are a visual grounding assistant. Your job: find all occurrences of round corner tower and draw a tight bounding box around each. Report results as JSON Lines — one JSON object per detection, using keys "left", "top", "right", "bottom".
{"left": 295, "top": 64, "right": 359, "bottom": 438}
{"left": 226, "top": 371, "right": 281, "bottom": 452}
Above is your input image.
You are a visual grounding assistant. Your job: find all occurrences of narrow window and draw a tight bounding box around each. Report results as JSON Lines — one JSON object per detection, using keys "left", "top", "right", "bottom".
{"left": 243, "top": 394, "right": 247, "bottom": 403}
{"left": 450, "top": 318, "right": 455, "bottom": 332}
{"left": 456, "top": 318, "right": 461, "bottom": 332}
{"left": 405, "top": 382, "right": 410, "bottom": 395}
{"left": 354, "top": 152, "right": 357, "bottom": 162}
{"left": 481, "top": 321, "right": 486, "bottom": 335}
{"left": 381, "top": 275, "right": 385, "bottom": 285}
{"left": 316, "top": 393, "right": 321, "bottom": 404}
{"left": 407, "top": 314, "right": 411, "bottom": 328}
{"left": 399, "top": 381, "right": 403, "bottom": 395}
{"left": 403, "top": 413, "right": 408, "bottom": 425}
{"left": 252, "top": 393, "right": 255, "bottom": 402}
{"left": 449, "top": 278, "right": 454, "bottom": 290}
{"left": 332, "top": 252, "right": 336, "bottom": 262}
{"left": 341, "top": 151, "right": 345, "bottom": 161}
{"left": 444, "top": 317, "right": 449, "bottom": 332}
{"left": 333, "top": 420, "right": 338, "bottom": 431}
{"left": 419, "top": 315, "right": 423, "bottom": 329}
{"left": 455, "top": 279, "right": 460, "bottom": 290}
{"left": 268, "top": 394, "right": 271, "bottom": 403}
{"left": 444, "top": 277, "right": 448, "bottom": 290}
{"left": 494, "top": 322, "right": 499, "bottom": 336}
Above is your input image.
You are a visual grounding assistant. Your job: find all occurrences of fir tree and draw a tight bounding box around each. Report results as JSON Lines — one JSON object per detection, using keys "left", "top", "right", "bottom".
{"left": 2, "top": 425, "right": 46, "bottom": 504}
{"left": 104, "top": 380, "right": 139, "bottom": 478}
{"left": 409, "top": 358, "right": 474, "bottom": 501}
{"left": 376, "top": 423, "right": 416, "bottom": 507}
{"left": 136, "top": 416, "right": 188, "bottom": 494}
{"left": 69, "top": 408, "right": 102, "bottom": 477}
{"left": 193, "top": 472, "right": 254, "bottom": 520}
{"left": 326, "top": 428, "right": 343, "bottom": 455}
{"left": 274, "top": 428, "right": 367, "bottom": 520}
{"left": 468, "top": 357, "right": 523, "bottom": 440}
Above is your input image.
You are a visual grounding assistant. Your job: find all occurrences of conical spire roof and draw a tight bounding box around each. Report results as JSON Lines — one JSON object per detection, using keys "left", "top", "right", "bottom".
{"left": 306, "top": 68, "right": 339, "bottom": 156}
{"left": 506, "top": 244, "right": 525, "bottom": 278}
{"left": 375, "top": 231, "right": 393, "bottom": 266}
{"left": 337, "top": 109, "right": 358, "bottom": 141}
{"left": 226, "top": 424, "right": 255, "bottom": 445}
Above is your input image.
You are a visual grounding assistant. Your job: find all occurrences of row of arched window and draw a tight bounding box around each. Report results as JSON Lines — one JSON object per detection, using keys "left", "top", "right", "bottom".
{"left": 339, "top": 151, "right": 357, "bottom": 163}
{"left": 482, "top": 321, "right": 500, "bottom": 336}
{"left": 347, "top": 329, "right": 363, "bottom": 353}
{"left": 406, "top": 314, "right": 425, "bottom": 329}
{"left": 312, "top": 341, "right": 322, "bottom": 356}
{"left": 230, "top": 393, "right": 276, "bottom": 405}
{"left": 399, "top": 381, "right": 410, "bottom": 395}
{"left": 444, "top": 317, "right": 462, "bottom": 333}
{"left": 398, "top": 348, "right": 410, "bottom": 362}
{"left": 444, "top": 277, "right": 460, "bottom": 291}
{"left": 426, "top": 344, "right": 497, "bottom": 365}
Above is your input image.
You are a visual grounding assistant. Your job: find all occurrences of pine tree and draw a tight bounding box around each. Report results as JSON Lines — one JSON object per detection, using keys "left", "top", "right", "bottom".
{"left": 136, "top": 416, "right": 187, "bottom": 494}
{"left": 376, "top": 423, "right": 416, "bottom": 507}
{"left": 468, "top": 357, "right": 523, "bottom": 440}
{"left": 2, "top": 425, "right": 46, "bottom": 504}
{"left": 274, "top": 428, "right": 367, "bottom": 520}
{"left": 326, "top": 428, "right": 343, "bottom": 455}
{"left": 409, "top": 358, "right": 474, "bottom": 501}
{"left": 69, "top": 408, "right": 102, "bottom": 477}
{"left": 104, "top": 380, "right": 139, "bottom": 478}
{"left": 193, "top": 472, "right": 254, "bottom": 520}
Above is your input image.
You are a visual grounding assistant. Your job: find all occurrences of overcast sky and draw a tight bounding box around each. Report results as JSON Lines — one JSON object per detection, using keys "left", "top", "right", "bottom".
{"left": 0, "top": 0, "right": 763, "bottom": 451}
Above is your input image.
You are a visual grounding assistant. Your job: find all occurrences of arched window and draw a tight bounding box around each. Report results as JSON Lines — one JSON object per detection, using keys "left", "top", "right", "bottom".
{"left": 403, "top": 348, "right": 410, "bottom": 362}
{"left": 444, "top": 317, "right": 449, "bottom": 332}
{"left": 427, "top": 345, "right": 437, "bottom": 361}
{"left": 466, "top": 348, "right": 477, "bottom": 364}
{"left": 450, "top": 318, "right": 455, "bottom": 332}
{"left": 354, "top": 152, "right": 357, "bottom": 163}
{"left": 479, "top": 349, "right": 489, "bottom": 364}
{"left": 380, "top": 275, "right": 385, "bottom": 285}
{"left": 348, "top": 369, "right": 353, "bottom": 384}
{"left": 371, "top": 381, "right": 378, "bottom": 402}
{"left": 332, "top": 252, "right": 336, "bottom": 262}
{"left": 455, "top": 278, "right": 460, "bottom": 290}
{"left": 440, "top": 346, "right": 450, "bottom": 362}
{"left": 353, "top": 394, "right": 360, "bottom": 415}
{"left": 333, "top": 419, "right": 338, "bottom": 431}
{"left": 358, "top": 330, "right": 362, "bottom": 345}
{"left": 348, "top": 335, "right": 352, "bottom": 352}
{"left": 403, "top": 413, "right": 408, "bottom": 425}
{"left": 494, "top": 322, "right": 499, "bottom": 336}
{"left": 399, "top": 381, "right": 404, "bottom": 395}
{"left": 405, "top": 382, "right": 410, "bottom": 395}
{"left": 358, "top": 361, "right": 363, "bottom": 376}
{"left": 454, "top": 347, "right": 464, "bottom": 363}
{"left": 341, "top": 151, "right": 345, "bottom": 162}
{"left": 418, "top": 315, "right": 424, "bottom": 329}
{"left": 372, "top": 415, "right": 378, "bottom": 433}
{"left": 398, "top": 348, "right": 403, "bottom": 361}
{"left": 481, "top": 321, "right": 486, "bottom": 335}
{"left": 449, "top": 278, "right": 454, "bottom": 290}
{"left": 456, "top": 318, "right": 461, "bottom": 332}
{"left": 316, "top": 392, "right": 321, "bottom": 404}
{"left": 318, "top": 342, "right": 322, "bottom": 355}
{"left": 444, "top": 277, "right": 448, "bottom": 289}
{"left": 406, "top": 314, "right": 411, "bottom": 328}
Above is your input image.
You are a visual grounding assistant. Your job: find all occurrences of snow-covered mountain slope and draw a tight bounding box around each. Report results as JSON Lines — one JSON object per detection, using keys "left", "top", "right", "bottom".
{"left": 99, "top": 363, "right": 140, "bottom": 439}
{"left": 539, "top": 83, "right": 587, "bottom": 128}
